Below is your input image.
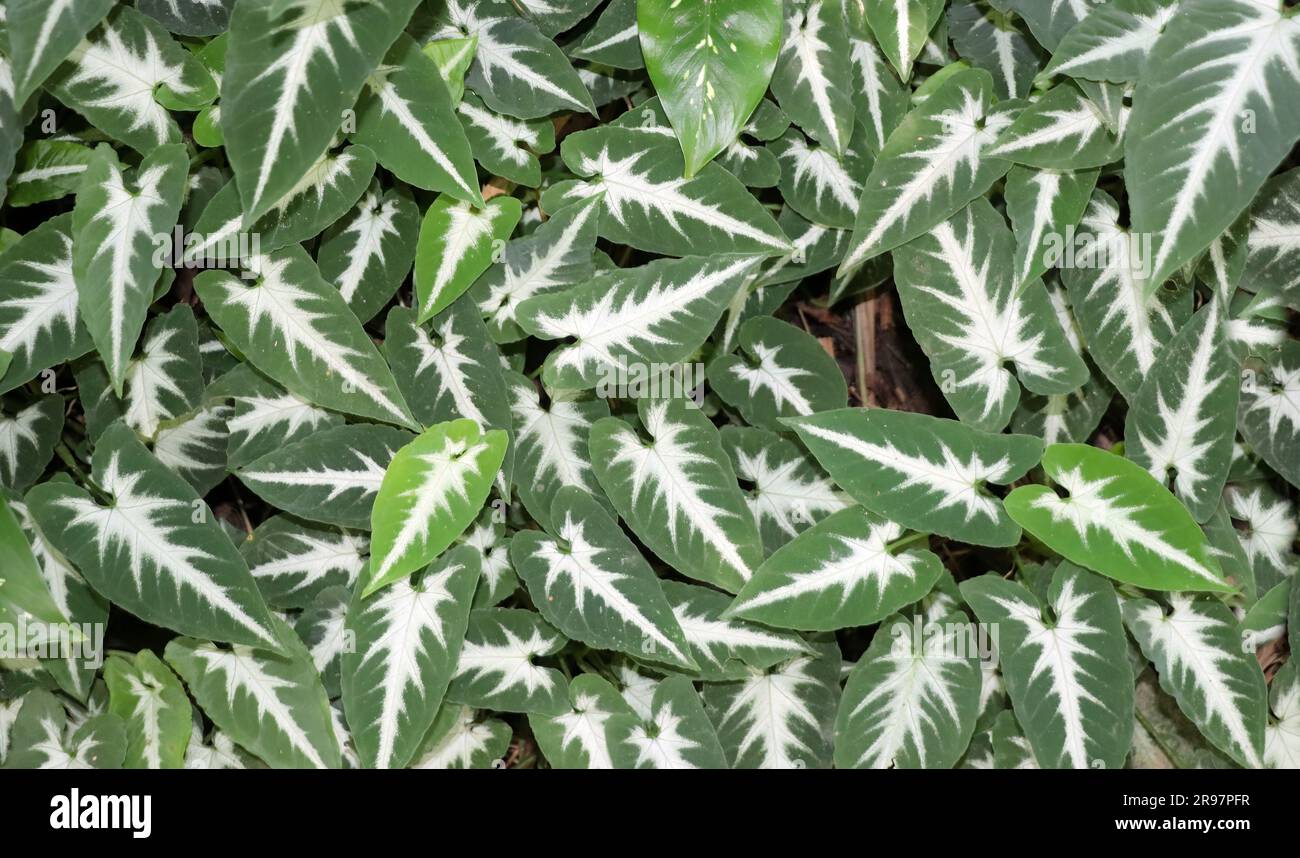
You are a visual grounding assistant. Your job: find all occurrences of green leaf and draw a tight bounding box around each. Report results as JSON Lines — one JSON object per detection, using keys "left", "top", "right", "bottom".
{"left": 0, "top": 494, "right": 68, "bottom": 627}
{"left": 1225, "top": 483, "right": 1297, "bottom": 593}
{"left": 472, "top": 198, "right": 600, "bottom": 343}
{"left": 730, "top": 506, "right": 943, "bottom": 631}
{"left": 72, "top": 145, "right": 188, "bottom": 395}
{"left": 520, "top": 254, "right": 762, "bottom": 391}
{"left": 342, "top": 546, "right": 479, "bottom": 769}
{"left": 1238, "top": 340, "right": 1300, "bottom": 489}
{"left": 638, "top": 0, "right": 782, "bottom": 176}
{"left": 222, "top": 0, "right": 421, "bottom": 224}
{"left": 414, "top": 194, "right": 521, "bottom": 324}
{"left": 607, "top": 674, "right": 729, "bottom": 769}
{"left": 316, "top": 183, "right": 419, "bottom": 325}
{"left": 433, "top": 0, "right": 597, "bottom": 119}
{"left": 235, "top": 424, "right": 412, "bottom": 530}
{"left": 770, "top": 124, "right": 874, "bottom": 230}
{"left": 1125, "top": 304, "right": 1238, "bottom": 522}
{"left": 3, "top": 689, "right": 124, "bottom": 769}
{"left": 987, "top": 81, "right": 1122, "bottom": 170}
{"left": 1041, "top": 0, "right": 1181, "bottom": 84}
{"left": 721, "top": 425, "right": 849, "bottom": 553}
{"left": 662, "top": 580, "right": 813, "bottom": 681}
{"left": 165, "top": 618, "right": 341, "bottom": 769}
{"left": 210, "top": 364, "right": 341, "bottom": 471}
{"left": 847, "top": 32, "right": 910, "bottom": 155}
{"left": 457, "top": 92, "right": 555, "bottom": 188}
{"left": 0, "top": 395, "right": 63, "bottom": 491}
{"left": 512, "top": 486, "right": 695, "bottom": 671}
{"left": 506, "top": 372, "right": 610, "bottom": 534}
{"left": 703, "top": 639, "right": 841, "bottom": 769}
{"left": 785, "top": 407, "right": 1043, "bottom": 547}
{"left": 1061, "top": 189, "right": 1192, "bottom": 400}
{"left": 0, "top": 215, "right": 92, "bottom": 395}
{"left": 122, "top": 305, "right": 204, "bottom": 443}
{"left": 1003, "top": 165, "right": 1097, "bottom": 287}
{"left": 570, "top": 0, "right": 642, "bottom": 70}
{"left": 47, "top": 5, "right": 215, "bottom": 154}
{"left": 447, "top": 608, "right": 568, "bottom": 715}
{"left": 894, "top": 198, "right": 1089, "bottom": 431}
{"left": 410, "top": 703, "right": 511, "bottom": 768}
{"left": 195, "top": 246, "right": 417, "bottom": 431}
{"left": 948, "top": 0, "right": 1041, "bottom": 100}
{"left": 1126, "top": 0, "right": 1300, "bottom": 291}
{"left": 834, "top": 610, "right": 982, "bottom": 768}
{"left": 863, "top": 0, "right": 946, "bottom": 80}
{"left": 384, "top": 301, "right": 515, "bottom": 489}
{"left": 1241, "top": 167, "right": 1300, "bottom": 307}
{"left": 544, "top": 125, "right": 792, "bottom": 257}
{"left": 1264, "top": 660, "right": 1300, "bottom": 768}
{"left": 960, "top": 564, "right": 1134, "bottom": 769}
{"left": 6, "top": 141, "right": 98, "bottom": 208}
{"left": 6, "top": 0, "right": 114, "bottom": 103}
{"left": 1124, "top": 594, "right": 1267, "bottom": 768}
{"left": 104, "top": 650, "right": 191, "bottom": 769}
{"left": 363, "top": 419, "right": 507, "bottom": 598}
{"left": 1006, "top": 443, "right": 1234, "bottom": 593}
{"left": 839, "top": 68, "right": 1019, "bottom": 273}
{"left": 529, "top": 673, "right": 634, "bottom": 769}
{"left": 241, "top": 515, "right": 367, "bottom": 610}
{"left": 28, "top": 422, "right": 282, "bottom": 649}
{"left": 353, "top": 35, "right": 481, "bottom": 205}
{"left": 591, "top": 398, "right": 764, "bottom": 593}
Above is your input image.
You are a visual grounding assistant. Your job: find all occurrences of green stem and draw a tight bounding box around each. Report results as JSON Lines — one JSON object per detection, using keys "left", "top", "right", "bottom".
{"left": 54, "top": 442, "right": 110, "bottom": 503}
{"left": 887, "top": 531, "right": 932, "bottom": 553}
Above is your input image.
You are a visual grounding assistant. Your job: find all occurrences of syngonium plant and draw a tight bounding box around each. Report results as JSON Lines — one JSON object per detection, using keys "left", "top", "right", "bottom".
{"left": 0, "top": 0, "right": 1296, "bottom": 771}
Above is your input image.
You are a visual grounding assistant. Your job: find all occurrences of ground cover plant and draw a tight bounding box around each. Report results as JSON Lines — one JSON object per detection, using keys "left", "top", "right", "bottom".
{"left": 0, "top": 0, "right": 1296, "bottom": 771}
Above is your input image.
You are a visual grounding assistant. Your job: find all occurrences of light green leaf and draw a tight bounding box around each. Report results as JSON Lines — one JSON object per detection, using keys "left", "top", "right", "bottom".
{"left": 662, "top": 580, "right": 813, "bottom": 681}
{"left": 414, "top": 194, "right": 521, "bottom": 325}
{"left": 3, "top": 689, "right": 124, "bottom": 769}
{"left": 1005, "top": 443, "right": 1234, "bottom": 593}
{"left": 638, "top": 0, "right": 782, "bottom": 176}
{"left": 987, "top": 81, "right": 1123, "bottom": 170}
{"left": 104, "top": 650, "right": 191, "bottom": 769}
{"left": 316, "top": 183, "right": 419, "bottom": 325}
{"left": 1042, "top": 0, "right": 1181, "bottom": 84}
{"left": 0, "top": 494, "right": 69, "bottom": 627}
{"left": 1004, "top": 165, "right": 1097, "bottom": 287}
{"left": 863, "top": 0, "right": 946, "bottom": 80}
{"left": 6, "top": 0, "right": 114, "bottom": 103}
{"left": 364, "top": 419, "right": 507, "bottom": 598}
